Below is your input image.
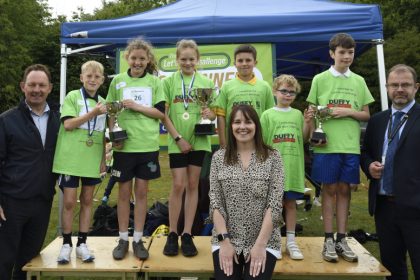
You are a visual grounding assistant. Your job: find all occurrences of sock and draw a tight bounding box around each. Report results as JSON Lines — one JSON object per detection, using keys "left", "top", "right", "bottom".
{"left": 337, "top": 233, "right": 346, "bottom": 242}
{"left": 286, "top": 231, "right": 296, "bottom": 244}
{"left": 133, "top": 231, "right": 143, "bottom": 243}
{"left": 325, "top": 232, "right": 334, "bottom": 241}
{"left": 119, "top": 231, "right": 129, "bottom": 241}
{"left": 62, "top": 232, "right": 73, "bottom": 247}
{"left": 77, "top": 232, "right": 88, "bottom": 246}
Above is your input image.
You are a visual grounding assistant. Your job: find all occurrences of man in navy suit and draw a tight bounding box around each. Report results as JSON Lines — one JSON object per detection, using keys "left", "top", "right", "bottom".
{"left": 361, "top": 64, "right": 419, "bottom": 280}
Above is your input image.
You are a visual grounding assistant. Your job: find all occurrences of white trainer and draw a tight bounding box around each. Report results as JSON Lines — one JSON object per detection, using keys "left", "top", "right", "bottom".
{"left": 286, "top": 242, "right": 304, "bottom": 260}
{"left": 57, "top": 244, "right": 72, "bottom": 264}
{"left": 76, "top": 243, "right": 95, "bottom": 262}
{"left": 313, "top": 197, "right": 322, "bottom": 207}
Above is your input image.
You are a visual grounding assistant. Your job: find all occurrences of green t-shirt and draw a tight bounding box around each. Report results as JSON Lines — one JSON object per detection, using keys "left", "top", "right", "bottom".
{"left": 212, "top": 76, "right": 275, "bottom": 121}
{"left": 306, "top": 70, "right": 374, "bottom": 154}
{"left": 163, "top": 71, "right": 215, "bottom": 154}
{"left": 106, "top": 72, "right": 165, "bottom": 152}
{"left": 53, "top": 89, "right": 106, "bottom": 178}
{"left": 261, "top": 107, "right": 305, "bottom": 193}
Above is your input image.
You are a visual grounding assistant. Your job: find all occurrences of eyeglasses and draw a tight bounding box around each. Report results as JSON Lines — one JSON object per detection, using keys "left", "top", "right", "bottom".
{"left": 386, "top": 83, "right": 414, "bottom": 90}
{"left": 276, "top": 89, "right": 297, "bottom": 97}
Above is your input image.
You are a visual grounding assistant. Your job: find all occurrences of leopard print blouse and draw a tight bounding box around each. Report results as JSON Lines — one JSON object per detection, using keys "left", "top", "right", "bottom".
{"left": 209, "top": 148, "right": 284, "bottom": 257}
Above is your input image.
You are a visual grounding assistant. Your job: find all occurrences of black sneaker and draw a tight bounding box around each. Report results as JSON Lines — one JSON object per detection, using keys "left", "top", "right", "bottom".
{"left": 163, "top": 232, "right": 179, "bottom": 256}
{"left": 181, "top": 233, "right": 198, "bottom": 257}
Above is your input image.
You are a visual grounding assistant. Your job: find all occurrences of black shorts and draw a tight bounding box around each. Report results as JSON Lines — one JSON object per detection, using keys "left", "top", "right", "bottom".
{"left": 169, "top": 150, "right": 206, "bottom": 169}
{"left": 112, "top": 151, "right": 161, "bottom": 182}
{"left": 58, "top": 175, "right": 101, "bottom": 188}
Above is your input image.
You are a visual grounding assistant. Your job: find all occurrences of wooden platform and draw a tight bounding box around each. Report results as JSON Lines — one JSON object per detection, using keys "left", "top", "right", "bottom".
{"left": 23, "top": 236, "right": 389, "bottom": 279}
{"left": 142, "top": 236, "right": 389, "bottom": 280}
{"left": 23, "top": 236, "right": 150, "bottom": 280}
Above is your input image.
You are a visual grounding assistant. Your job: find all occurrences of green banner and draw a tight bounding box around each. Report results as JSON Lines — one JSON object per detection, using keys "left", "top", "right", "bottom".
{"left": 118, "top": 43, "right": 274, "bottom": 88}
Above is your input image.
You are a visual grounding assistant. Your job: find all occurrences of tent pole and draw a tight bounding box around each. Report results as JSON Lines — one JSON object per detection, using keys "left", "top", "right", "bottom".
{"left": 57, "top": 43, "right": 68, "bottom": 236}
{"left": 375, "top": 40, "right": 388, "bottom": 111}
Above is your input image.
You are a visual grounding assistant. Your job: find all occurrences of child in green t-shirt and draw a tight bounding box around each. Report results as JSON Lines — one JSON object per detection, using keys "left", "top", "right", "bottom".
{"left": 54, "top": 60, "right": 107, "bottom": 264}
{"left": 106, "top": 38, "right": 165, "bottom": 261}
{"left": 162, "top": 39, "right": 216, "bottom": 257}
{"left": 306, "top": 33, "right": 374, "bottom": 263}
{"left": 261, "top": 75, "right": 313, "bottom": 260}
{"left": 213, "top": 44, "right": 274, "bottom": 147}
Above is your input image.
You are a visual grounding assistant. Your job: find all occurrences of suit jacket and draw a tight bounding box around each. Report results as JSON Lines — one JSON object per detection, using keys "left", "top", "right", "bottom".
{"left": 0, "top": 99, "right": 60, "bottom": 202}
{"left": 361, "top": 102, "right": 420, "bottom": 218}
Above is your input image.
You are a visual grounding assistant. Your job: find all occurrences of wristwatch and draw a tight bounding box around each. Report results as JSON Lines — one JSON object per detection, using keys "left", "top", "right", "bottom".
{"left": 174, "top": 135, "right": 182, "bottom": 142}
{"left": 217, "top": 233, "right": 231, "bottom": 242}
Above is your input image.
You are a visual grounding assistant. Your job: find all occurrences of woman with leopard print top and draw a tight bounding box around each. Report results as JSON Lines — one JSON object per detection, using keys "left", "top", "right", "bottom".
{"left": 209, "top": 105, "right": 284, "bottom": 279}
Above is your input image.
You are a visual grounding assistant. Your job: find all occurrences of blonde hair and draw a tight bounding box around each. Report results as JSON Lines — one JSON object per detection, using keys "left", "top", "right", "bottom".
{"left": 176, "top": 39, "right": 200, "bottom": 60}
{"left": 273, "top": 74, "right": 301, "bottom": 93}
{"left": 81, "top": 60, "right": 104, "bottom": 75}
{"left": 124, "top": 38, "right": 158, "bottom": 74}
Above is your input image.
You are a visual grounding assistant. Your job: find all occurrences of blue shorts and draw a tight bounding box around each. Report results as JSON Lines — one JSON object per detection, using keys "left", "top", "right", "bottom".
{"left": 284, "top": 191, "right": 304, "bottom": 200}
{"left": 311, "top": 153, "right": 360, "bottom": 184}
{"left": 58, "top": 175, "right": 101, "bottom": 188}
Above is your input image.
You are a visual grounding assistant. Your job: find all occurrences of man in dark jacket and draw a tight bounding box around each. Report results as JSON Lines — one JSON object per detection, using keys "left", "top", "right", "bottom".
{"left": 0, "top": 64, "right": 60, "bottom": 280}
{"left": 361, "top": 64, "right": 420, "bottom": 280}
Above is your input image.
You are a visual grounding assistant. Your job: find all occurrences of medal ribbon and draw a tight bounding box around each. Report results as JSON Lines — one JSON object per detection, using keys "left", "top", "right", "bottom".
{"left": 80, "top": 88, "right": 97, "bottom": 139}
{"left": 180, "top": 72, "right": 195, "bottom": 111}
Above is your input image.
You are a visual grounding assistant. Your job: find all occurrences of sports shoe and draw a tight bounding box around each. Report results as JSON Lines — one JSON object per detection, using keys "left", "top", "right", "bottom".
{"left": 163, "top": 232, "right": 179, "bottom": 256}
{"left": 133, "top": 240, "right": 149, "bottom": 260}
{"left": 76, "top": 243, "right": 95, "bottom": 262}
{"left": 322, "top": 238, "right": 338, "bottom": 263}
{"left": 112, "top": 239, "right": 129, "bottom": 260}
{"left": 286, "top": 242, "right": 304, "bottom": 260}
{"left": 57, "top": 244, "right": 72, "bottom": 264}
{"left": 181, "top": 233, "right": 198, "bottom": 257}
{"left": 313, "top": 197, "right": 322, "bottom": 207}
{"left": 336, "top": 238, "right": 358, "bottom": 262}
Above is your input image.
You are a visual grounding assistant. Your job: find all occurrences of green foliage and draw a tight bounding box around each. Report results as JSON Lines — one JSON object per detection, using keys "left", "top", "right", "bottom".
{"left": 338, "top": 0, "right": 420, "bottom": 114}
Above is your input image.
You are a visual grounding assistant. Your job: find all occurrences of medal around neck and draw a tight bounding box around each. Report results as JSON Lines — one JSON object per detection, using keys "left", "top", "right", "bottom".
{"left": 310, "top": 105, "right": 332, "bottom": 144}
{"left": 106, "top": 101, "right": 128, "bottom": 142}
{"left": 191, "top": 88, "right": 216, "bottom": 135}
{"left": 182, "top": 111, "right": 190, "bottom": 120}
{"left": 86, "top": 137, "right": 94, "bottom": 147}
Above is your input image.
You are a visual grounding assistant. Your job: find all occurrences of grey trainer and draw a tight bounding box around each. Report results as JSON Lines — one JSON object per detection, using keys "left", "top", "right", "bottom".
{"left": 112, "top": 239, "right": 129, "bottom": 260}
{"left": 336, "top": 238, "right": 358, "bottom": 262}
{"left": 322, "top": 237, "right": 338, "bottom": 263}
{"left": 133, "top": 240, "right": 149, "bottom": 260}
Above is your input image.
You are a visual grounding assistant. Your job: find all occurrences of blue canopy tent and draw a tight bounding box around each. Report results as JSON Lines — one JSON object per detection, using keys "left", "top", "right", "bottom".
{"left": 60, "top": 0, "right": 386, "bottom": 108}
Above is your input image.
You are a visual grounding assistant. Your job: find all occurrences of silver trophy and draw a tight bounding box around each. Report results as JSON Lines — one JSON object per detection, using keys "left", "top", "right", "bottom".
{"left": 191, "top": 88, "right": 215, "bottom": 135}
{"left": 106, "top": 101, "right": 128, "bottom": 142}
{"left": 310, "top": 105, "right": 332, "bottom": 144}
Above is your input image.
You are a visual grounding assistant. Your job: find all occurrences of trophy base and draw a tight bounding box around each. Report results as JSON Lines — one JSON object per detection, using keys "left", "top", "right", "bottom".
{"left": 194, "top": 124, "right": 215, "bottom": 136}
{"left": 110, "top": 130, "right": 128, "bottom": 142}
{"left": 310, "top": 132, "right": 327, "bottom": 144}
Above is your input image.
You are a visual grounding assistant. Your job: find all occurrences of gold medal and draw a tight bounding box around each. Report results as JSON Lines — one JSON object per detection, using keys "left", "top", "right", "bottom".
{"left": 86, "top": 138, "right": 94, "bottom": 147}
{"left": 182, "top": 111, "right": 190, "bottom": 120}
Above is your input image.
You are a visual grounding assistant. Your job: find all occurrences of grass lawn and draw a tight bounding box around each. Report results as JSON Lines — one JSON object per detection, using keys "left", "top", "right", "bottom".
{"left": 42, "top": 150, "right": 414, "bottom": 279}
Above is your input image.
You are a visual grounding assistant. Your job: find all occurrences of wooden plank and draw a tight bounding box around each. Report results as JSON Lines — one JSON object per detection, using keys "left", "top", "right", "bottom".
{"left": 142, "top": 236, "right": 213, "bottom": 274}
{"left": 143, "top": 236, "right": 389, "bottom": 279}
{"left": 23, "top": 237, "right": 147, "bottom": 273}
{"left": 274, "top": 237, "right": 389, "bottom": 278}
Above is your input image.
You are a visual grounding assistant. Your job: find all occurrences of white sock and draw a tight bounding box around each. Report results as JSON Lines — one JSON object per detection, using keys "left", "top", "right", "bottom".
{"left": 119, "top": 231, "right": 129, "bottom": 241}
{"left": 286, "top": 231, "right": 296, "bottom": 244}
{"left": 133, "top": 231, "right": 143, "bottom": 243}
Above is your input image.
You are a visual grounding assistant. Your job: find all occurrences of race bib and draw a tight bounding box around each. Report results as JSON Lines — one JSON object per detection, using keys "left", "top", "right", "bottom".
{"left": 123, "top": 87, "right": 152, "bottom": 107}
